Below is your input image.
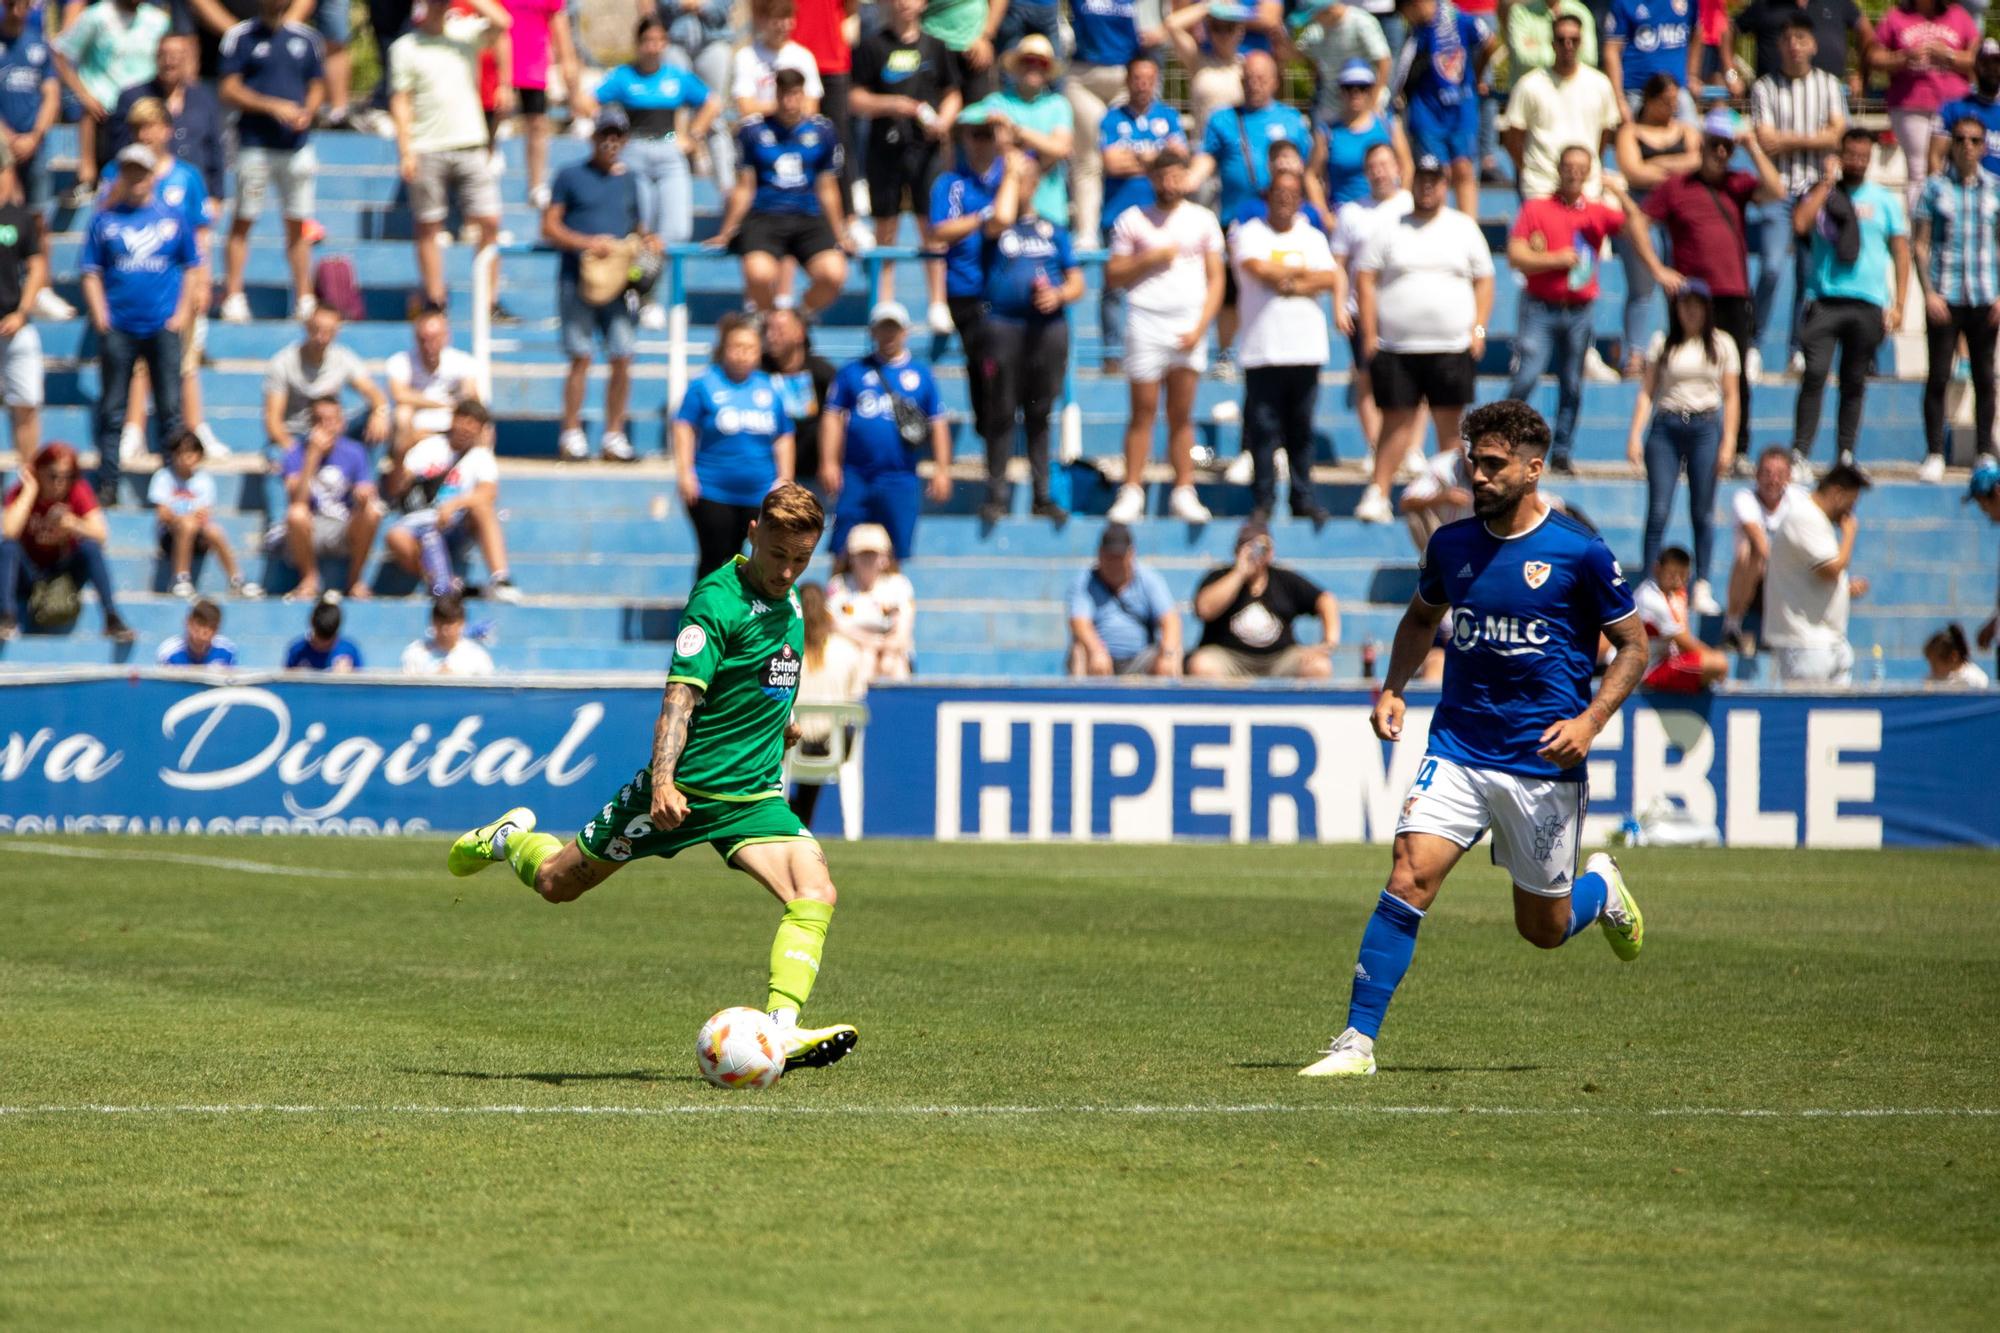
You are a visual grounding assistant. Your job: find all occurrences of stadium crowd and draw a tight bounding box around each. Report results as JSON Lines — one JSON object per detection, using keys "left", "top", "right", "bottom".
{"left": 0, "top": 0, "right": 1998, "bottom": 690}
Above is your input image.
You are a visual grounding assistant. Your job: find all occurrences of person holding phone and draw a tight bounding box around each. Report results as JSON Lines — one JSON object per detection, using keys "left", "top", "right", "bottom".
{"left": 1187, "top": 516, "right": 1342, "bottom": 679}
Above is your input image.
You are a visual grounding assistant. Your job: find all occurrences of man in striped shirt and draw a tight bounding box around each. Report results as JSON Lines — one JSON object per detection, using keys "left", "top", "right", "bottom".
{"left": 1913, "top": 117, "right": 2000, "bottom": 482}
{"left": 1751, "top": 14, "right": 1847, "bottom": 366}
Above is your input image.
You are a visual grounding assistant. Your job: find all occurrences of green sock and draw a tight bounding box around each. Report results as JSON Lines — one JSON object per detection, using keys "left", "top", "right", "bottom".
{"left": 766, "top": 898, "right": 834, "bottom": 1014}
{"left": 506, "top": 831, "right": 562, "bottom": 890}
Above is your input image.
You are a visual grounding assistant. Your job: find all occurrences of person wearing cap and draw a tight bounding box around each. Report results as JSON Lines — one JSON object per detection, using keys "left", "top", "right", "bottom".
{"left": 965, "top": 34, "right": 1074, "bottom": 226}
{"left": 1314, "top": 57, "right": 1411, "bottom": 208}
{"left": 0, "top": 0, "right": 59, "bottom": 210}
{"left": 1763, "top": 460, "right": 1872, "bottom": 685}
{"left": 1625, "top": 277, "right": 1741, "bottom": 615}
{"left": 1968, "top": 458, "right": 2000, "bottom": 670}
{"left": 50, "top": 0, "right": 168, "bottom": 207}
{"left": 1290, "top": 0, "right": 1390, "bottom": 123}
{"left": 1506, "top": 146, "right": 1654, "bottom": 474}
{"left": 1164, "top": 1, "right": 1249, "bottom": 141}
{"left": 1351, "top": 151, "right": 1492, "bottom": 525}
{"left": 1067, "top": 0, "right": 1162, "bottom": 255}
{"left": 1499, "top": 11, "right": 1621, "bottom": 201}
{"left": 216, "top": 0, "right": 325, "bottom": 326}
{"left": 1750, "top": 13, "right": 1848, "bottom": 364}
{"left": 849, "top": 0, "right": 960, "bottom": 326}
{"left": 544, "top": 105, "right": 658, "bottom": 463}
{"left": 828, "top": 521, "right": 916, "bottom": 681}
{"left": 0, "top": 441, "right": 134, "bottom": 642}
{"left": 0, "top": 132, "right": 45, "bottom": 460}
{"left": 80, "top": 142, "right": 199, "bottom": 504}
{"left": 1790, "top": 126, "right": 1910, "bottom": 473}
{"left": 977, "top": 150, "right": 1083, "bottom": 525}
{"left": 1913, "top": 113, "right": 2000, "bottom": 483}
{"left": 819, "top": 301, "right": 951, "bottom": 561}
{"left": 1098, "top": 56, "right": 1190, "bottom": 373}
{"left": 1188, "top": 518, "right": 1340, "bottom": 679}
{"left": 1106, "top": 144, "right": 1225, "bottom": 527}
{"left": 1640, "top": 107, "right": 1785, "bottom": 461}
{"left": 1390, "top": 0, "right": 1497, "bottom": 219}
{"left": 1500, "top": 0, "right": 1597, "bottom": 91}
{"left": 713, "top": 66, "right": 853, "bottom": 317}
{"left": 389, "top": 0, "right": 511, "bottom": 314}
{"left": 1929, "top": 39, "right": 2000, "bottom": 180}
{"left": 929, "top": 107, "right": 1006, "bottom": 445}
{"left": 1067, "top": 522, "right": 1182, "bottom": 677}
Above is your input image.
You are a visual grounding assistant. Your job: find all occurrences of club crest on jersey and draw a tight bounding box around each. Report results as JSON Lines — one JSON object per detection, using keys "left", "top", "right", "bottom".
{"left": 1523, "top": 560, "right": 1552, "bottom": 589}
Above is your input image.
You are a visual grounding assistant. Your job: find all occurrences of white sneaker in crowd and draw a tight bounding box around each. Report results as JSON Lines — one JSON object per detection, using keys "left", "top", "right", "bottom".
{"left": 1398, "top": 447, "right": 1426, "bottom": 480}
{"left": 170, "top": 576, "right": 196, "bottom": 600}
{"left": 219, "top": 292, "right": 252, "bottom": 324}
{"left": 118, "top": 423, "right": 148, "bottom": 464}
{"left": 1918, "top": 453, "right": 1947, "bottom": 484}
{"left": 927, "top": 301, "right": 954, "bottom": 335}
{"left": 32, "top": 288, "right": 75, "bottom": 321}
{"left": 1353, "top": 482, "right": 1393, "bottom": 524}
{"left": 1209, "top": 399, "right": 1240, "bottom": 425}
{"left": 293, "top": 294, "right": 318, "bottom": 321}
{"left": 847, "top": 216, "right": 877, "bottom": 253}
{"left": 1691, "top": 579, "right": 1721, "bottom": 617}
{"left": 1744, "top": 347, "right": 1763, "bottom": 381}
{"left": 1167, "top": 484, "right": 1212, "bottom": 524}
{"left": 601, "top": 430, "right": 635, "bottom": 462}
{"left": 1107, "top": 483, "right": 1146, "bottom": 524}
{"left": 195, "top": 421, "right": 230, "bottom": 457}
{"left": 529, "top": 182, "right": 551, "bottom": 211}
{"left": 1583, "top": 346, "right": 1621, "bottom": 383}
{"left": 851, "top": 179, "right": 871, "bottom": 220}
{"left": 1224, "top": 451, "right": 1255, "bottom": 486}
{"left": 1787, "top": 351, "right": 1805, "bottom": 376}
{"left": 558, "top": 428, "right": 590, "bottom": 461}
{"left": 639, "top": 303, "right": 668, "bottom": 331}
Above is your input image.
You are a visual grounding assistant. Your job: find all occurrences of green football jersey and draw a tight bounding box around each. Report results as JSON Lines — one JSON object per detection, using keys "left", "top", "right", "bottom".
{"left": 664, "top": 557, "right": 804, "bottom": 799}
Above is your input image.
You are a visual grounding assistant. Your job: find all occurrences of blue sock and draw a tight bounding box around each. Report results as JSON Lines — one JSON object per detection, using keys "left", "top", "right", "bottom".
{"left": 1346, "top": 892, "right": 1425, "bottom": 1041}
{"left": 1564, "top": 870, "right": 1609, "bottom": 940}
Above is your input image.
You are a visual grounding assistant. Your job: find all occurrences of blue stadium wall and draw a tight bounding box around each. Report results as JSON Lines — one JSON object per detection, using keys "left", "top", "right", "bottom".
{"left": 1, "top": 675, "right": 1996, "bottom": 848}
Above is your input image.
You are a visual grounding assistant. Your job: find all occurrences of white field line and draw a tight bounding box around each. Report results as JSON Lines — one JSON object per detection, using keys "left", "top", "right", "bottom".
{"left": 0, "top": 841, "right": 379, "bottom": 880}
{"left": 1, "top": 1103, "right": 1996, "bottom": 1120}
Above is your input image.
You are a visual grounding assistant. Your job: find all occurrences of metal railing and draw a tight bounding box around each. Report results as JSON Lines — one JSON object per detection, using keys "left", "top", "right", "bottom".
{"left": 471, "top": 241, "right": 1102, "bottom": 462}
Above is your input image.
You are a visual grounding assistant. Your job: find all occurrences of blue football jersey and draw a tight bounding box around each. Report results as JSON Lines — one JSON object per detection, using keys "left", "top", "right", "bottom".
{"left": 1416, "top": 507, "right": 1636, "bottom": 782}
{"left": 739, "top": 113, "right": 843, "bottom": 216}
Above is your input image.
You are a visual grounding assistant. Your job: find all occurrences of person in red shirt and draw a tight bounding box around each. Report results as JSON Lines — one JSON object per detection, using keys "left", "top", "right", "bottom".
{"left": 0, "top": 441, "right": 135, "bottom": 641}
{"left": 1638, "top": 108, "right": 1785, "bottom": 458}
{"left": 790, "top": 0, "right": 856, "bottom": 216}
{"left": 1502, "top": 145, "right": 1657, "bottom": 471}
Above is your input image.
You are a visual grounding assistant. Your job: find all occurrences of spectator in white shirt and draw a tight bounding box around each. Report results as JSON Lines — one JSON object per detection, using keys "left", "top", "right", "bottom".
{"left": 400, "top": 590, "right": 495, "bottom": 675}
{"left": 827, "top": 522, "right": 914, "bottom": 681}
{"left": 1328, "top": 141, "right": 1410, "bottom": 456}
{"left": 731, "top": 0, "right": 823, "bottom": 121}
{"left": 1924, "top": 623, "right": 1990, "bottom": 688}
{"left": 788, "top": 579, "right": 867, "bottom": 826}
{"left": 1764, "top": 462, "right": 1871, "bottom": 685}
{"left": 385, "top": 306, "right": 481, "bottom": 463}
{"left": 1722, "top": 445, "right": 1804, "bottom": 653}
{"left": 381, "top": 399, "right": 517, "bottom": 602}
{"left": 1231, "top": 169, "right": 1337, "bottom": 524}
{"left": 1351, "top": 153, "right": 1493, "bottom": 524}
{"left": 1634, "top": 546, "right": 1729, "bottom": 692}
{"left": 1104, "top": 146, "right": 1224, "bottom": 526}
{"left": 1498, "top": 12, "right": 1622, "bottom": 200}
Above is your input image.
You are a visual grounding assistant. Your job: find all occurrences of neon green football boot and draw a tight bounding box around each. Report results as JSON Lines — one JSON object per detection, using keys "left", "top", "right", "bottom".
{"left": 776, "top": 1020, "right": 859, "bottom": 1073}
{"left": 1591, "top": 852, "right": 1644, "bottom": 961}
{"left": 448, "top": 807, "right": 537, "bottom": 878}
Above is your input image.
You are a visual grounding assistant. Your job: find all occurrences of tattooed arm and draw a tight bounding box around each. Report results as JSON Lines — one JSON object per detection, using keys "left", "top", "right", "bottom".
{"left": 1537, "top": 613, "right": 1647, "bottom": 770}
{"left": 649, "top": 681, "right": 704, "bottom": 830}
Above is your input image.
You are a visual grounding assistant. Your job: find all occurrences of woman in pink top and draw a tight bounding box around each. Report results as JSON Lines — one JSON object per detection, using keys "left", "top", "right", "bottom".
{"left": 508, "top": 0, "right": 595, "bottom": 208}
{"left": 1871, "top": 0, "right": 1978, "bottom": 210}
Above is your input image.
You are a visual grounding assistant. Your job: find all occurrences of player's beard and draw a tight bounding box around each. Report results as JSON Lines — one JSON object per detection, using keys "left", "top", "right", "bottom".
{"left": 1471, "top": 478, "right": 1532, "bottom": 521}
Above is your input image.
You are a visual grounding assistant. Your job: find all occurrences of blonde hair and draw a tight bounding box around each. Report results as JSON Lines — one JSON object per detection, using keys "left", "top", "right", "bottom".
{"left": 759, "top": 483, "right": 825, "bottom": 538}
{"left": 126, "top": 97, "right": 169, "bottom": 130}
{"left": 798, "top": 582, "right": 831, "bottom": 670}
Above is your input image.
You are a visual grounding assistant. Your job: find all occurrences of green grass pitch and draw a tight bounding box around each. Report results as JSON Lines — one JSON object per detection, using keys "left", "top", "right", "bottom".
{"left": 2, "top": 836, "right": 1996, "bottom": 1329}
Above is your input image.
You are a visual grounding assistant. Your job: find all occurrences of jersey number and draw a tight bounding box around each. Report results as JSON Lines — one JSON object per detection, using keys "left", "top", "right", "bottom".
{"left": 1415, "top": 759, "right": 1439, "bottom": 791}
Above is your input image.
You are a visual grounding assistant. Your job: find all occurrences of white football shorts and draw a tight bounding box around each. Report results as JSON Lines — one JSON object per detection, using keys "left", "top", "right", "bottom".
{"left": 1394, "top": 754, "right": 1587, "bottom": 896}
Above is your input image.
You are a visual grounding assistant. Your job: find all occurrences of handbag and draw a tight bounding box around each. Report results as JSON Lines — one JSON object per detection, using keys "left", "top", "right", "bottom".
{"left": 27, "top": 571, "right": 80, "bottom": 630}
{"left": 578, "top": 235, "right": 642, "bottom": 306}
{"left": 868, "top": 356, "right": 931, "bottom": 450}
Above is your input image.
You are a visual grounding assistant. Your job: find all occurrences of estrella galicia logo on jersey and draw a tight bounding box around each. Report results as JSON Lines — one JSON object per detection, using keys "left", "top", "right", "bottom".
{"left": 762, "top": 644, "right": 802, "bottom": 697}
{"left": 1451, "top": 608, "right": 1554, "bottom": 657}
{"left": 1523, "top": 560, "right": 1551, "bottom": 589}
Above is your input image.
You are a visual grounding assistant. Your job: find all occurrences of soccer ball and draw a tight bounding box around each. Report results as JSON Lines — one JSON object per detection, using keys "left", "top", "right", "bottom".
{"left": 695, "top": 1007, "right": 786, "bottom": 1090}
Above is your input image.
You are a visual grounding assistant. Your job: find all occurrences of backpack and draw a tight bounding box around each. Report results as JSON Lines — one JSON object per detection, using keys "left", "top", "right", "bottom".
{"left": 313, "top": 255, "right": 365, "bottom": 321}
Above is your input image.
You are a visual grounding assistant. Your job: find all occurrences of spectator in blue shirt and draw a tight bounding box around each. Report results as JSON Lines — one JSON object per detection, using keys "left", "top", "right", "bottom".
{"left": 1392, "top": 0, "right": 1497, "bottom": 217}
{"left": 674, "top": 312, "right": 796, "bottom": 576}
{"left": 157, "top": 596, "right": 238, "bottom": 667}
{"left": 285, "top": 595, "right": 364, "bottom": 671}
{"left": 0, "top": 0, "right": 57, "bottom": 207}
{"left": 1098, "top": 55, "right": 1188, "bottom": 371}
{"left": 1068, "top": 522, "right": 1183, "bottom": 676}
{"left": 111, "top": 31, "right": 223, "bottom": 201}
{"left": 81, "top": 143, "right": 199, "bottom": 503}
{"left": 977, "top": 150, "right": 1083, "bottom": 526}
{"left": 278, "top": 395, "right": 380, "bottom": 602}
{"left": 713, "top": 67, "right": 851, "bottom": 317}
{"left": 1192, "top": 50, "right": 1312, "bottom": 223}
{"left": 818, "top": 301, "right": 952, "bottom": 561}
{"left": 1913, "top": 115, "right": 2000, "bottom": 477}
{"left": 1603, "top": 0, "right": 1693, "bottom": 112}
{"left": 149, "top": 429, "right": 257, "bottom": 599}
{"left": 217, "top": 0, "right": 324, "bottom": 324}
{"left": 929, "top": 107, "right": 1005, "bottom": 448}
{"left": 1930, "top": 40, "right": 2000, "bottom": 180}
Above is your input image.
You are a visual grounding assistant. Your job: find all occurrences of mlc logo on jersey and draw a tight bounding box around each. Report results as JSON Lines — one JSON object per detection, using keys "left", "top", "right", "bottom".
{"left": 1452, "top": 608, "right": 1553, "bottom": 656}
{"left": 1523, "top": 560, "right": 1551, "bottom": 589}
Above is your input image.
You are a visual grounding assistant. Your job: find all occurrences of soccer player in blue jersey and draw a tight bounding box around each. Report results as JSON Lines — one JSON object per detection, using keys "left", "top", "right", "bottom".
{"left": 1302, "top": 400, "right": 1649, "bottom": 1077}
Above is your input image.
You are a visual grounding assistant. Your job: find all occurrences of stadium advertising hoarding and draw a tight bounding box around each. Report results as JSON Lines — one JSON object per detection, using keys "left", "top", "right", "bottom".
{"left": 0, "top": 675, "right": 1996, "bottom": 847}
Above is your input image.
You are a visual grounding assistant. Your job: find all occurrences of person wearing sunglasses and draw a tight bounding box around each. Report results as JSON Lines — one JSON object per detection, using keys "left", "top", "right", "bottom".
{"left": 1912, "top": 114, "right": 2000, "bottom": 481}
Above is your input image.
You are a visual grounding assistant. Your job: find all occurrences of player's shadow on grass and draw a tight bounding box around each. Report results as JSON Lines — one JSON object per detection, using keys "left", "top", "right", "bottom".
{"left": 405, "top": 1067, "right": 706, "bottom": 1087}
{"left": 1233, "top": 1061, "right": 1543, "bottom": 1074}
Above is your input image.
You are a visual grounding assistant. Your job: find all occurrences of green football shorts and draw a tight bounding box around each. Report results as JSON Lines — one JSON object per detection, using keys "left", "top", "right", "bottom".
{"left": 577, "top": 768, "right": 816, "bottom": 866}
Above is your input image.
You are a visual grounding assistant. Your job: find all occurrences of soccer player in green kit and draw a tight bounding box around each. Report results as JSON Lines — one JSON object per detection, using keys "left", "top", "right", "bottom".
{"left": 447, "top": 484, "right": 858, "bottom": 1071}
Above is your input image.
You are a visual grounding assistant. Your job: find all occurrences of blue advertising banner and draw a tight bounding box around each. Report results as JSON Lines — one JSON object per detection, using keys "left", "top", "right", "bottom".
{"left": 2, "top": 674, "right": 1997, "bottom": 847}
